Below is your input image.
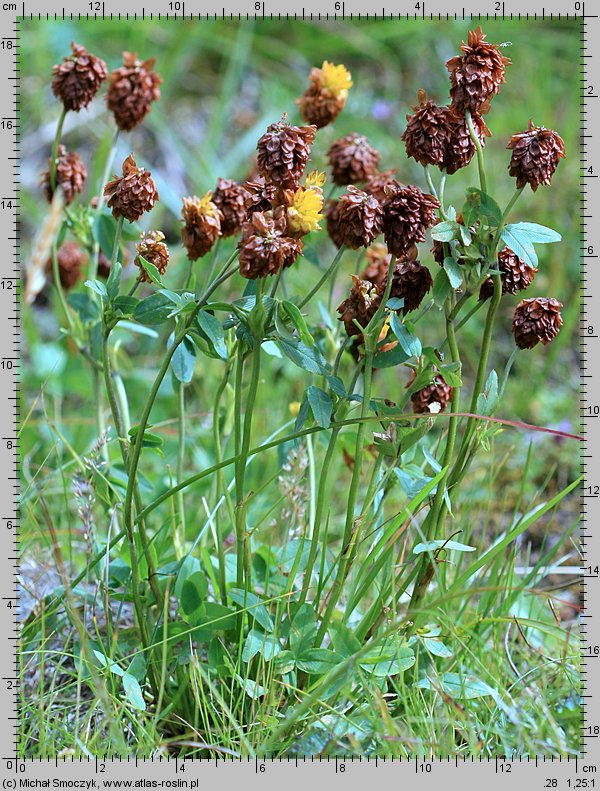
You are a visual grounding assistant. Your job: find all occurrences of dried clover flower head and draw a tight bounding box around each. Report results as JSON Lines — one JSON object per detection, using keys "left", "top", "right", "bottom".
{"left": 104, "top": 153, "right": 158, "bottom": 222}
{"left": 411, "top": 373, "right": 452, "bottom": 414}
{"left": 334, "top": 186, "right": 383, "bottom": 249}
{"left": 244, "top": 175, "right": 277, "bottom": 216}
{"left": 337, "top": 274, "right": 381, "bottom": 338}
{"left": 134, "top": 230, "right": 170, "bottom": 283}
{"left": 45, "top": 241, "right": 86, "bottom": 290}
{"left": 364, "top": 169, "right": 398, "bottom": 204}
{"left": 42, "top": 144, "right": 87, "bottom": 205}
{"left": 512, "top": 297, "right": 563, "bottom": 349}
{"left": 297, "top": 60, "right": 353, "bottom": 128}
{"left": 402, "top": 90, "right": 451, "bottom": 168}
{"left": 389, "top": 258, "right": 433, "bottom": 314}
{"left": 107, "top": 52, "right": 162, "bottom": 132}
{"left": 479, "top": 247, "right": 538, "bottom": 301}
{"left": 507, "top": 120, "right": 566, "bottom": 191}
{"left": 446, "top": 25, "right": 510, "bottom": 114}
{"left": 51, "top": 41, "right": 107, "bottom": 112}
{"left": 443, "top": 111, "right": 490, "bottom": 175}
{"left": 382, "top": 183, "right": 439, "bottom": 259}
{"left": 256, "top": 115, "right": 317, "bottom": 189}
{"left": 212, "top": 178, "right": 250, "bottom": 237}
{"left": 238, "top": 211, "right": 303, "bottom": 279}
{"left": 284, "top": 171, "right": 325, "bottom": 237}
{"left": 327, "top": 133, "right": 381, "bottom": 186}
{"left": 181, "top": 192, "right": 222, "bottom": 261}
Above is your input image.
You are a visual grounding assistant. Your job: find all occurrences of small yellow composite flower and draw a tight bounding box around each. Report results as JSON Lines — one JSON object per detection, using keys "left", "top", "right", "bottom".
{"left": 286, "top": 176, "right": 325, "bottom": 237}
{"left": 289, "top": 401, "right": 301, "bottom": 417}
{"left": 320, "top": 60, "right": 353, "bottom": 101}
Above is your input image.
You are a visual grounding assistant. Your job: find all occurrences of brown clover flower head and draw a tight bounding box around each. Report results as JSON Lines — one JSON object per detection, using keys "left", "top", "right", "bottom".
{"left": 389, "top": 258, "right": 433, "bottom": 314}
{"left": 297, "top": 60, "right": 353, "bottom": 128}
{"left": 337, "top": 274, "right": 381, "bottom": 338}
{"left": 42, "top": 145, "right": 87, "bottom": 205}
{"left": 107, "top": 52, "right": 162, "bottom": 132}
{"left": 104, "top": 154, "right": 158, "bottom": 222}
{"left": 446, "top": 25, "right": 510, "bottom": 114}
{"left": 364, "top": 169, "right": 398, "bottom": 204}
{"left": 325, "top": 200, "right": 345, "bottom": 249}
{"left": 181, "top": 193, "right": 222, "bottom": 261}
{"left": 327, "top": 133, "right": 381, "bottom": 186}
{"left": 51, "top": 41, "right": 108, "bottom": 112}
{"left": 442, "top": 111, "right": 490, "bottom": 174}
{"left": 134, "top": 230, "right": 170, "bottom": 283}
{"left": 256, "top": 116, "right": 317, "bottom": 189}
{"left": 334, "top": 186, "right": 383, "bottom": 249}
{"left": 411, "top": 373, "right": 452, "bottom": 414}
{"left": 45, "top": 241, "right": 86, "bottom": 290}
{"left": 238, "top": 211, "right": 303, "bottom": 279}
{"left": 212, "top": 178, "right": 250, "bottom": 237}
{"left": 507, "top": 121, "right": 566, "bottom": 191}
{"left": 402, "top": 91, "right": 451, "bottom": 168}
{"left": 243, "top": 175, "right": 277, "bottom": 216}
{"left": 512, "top": 297, "right": 563, "bottom": 349}
{"left": 360, "top": 243, "right": 392, "bottom": 291}
{"left": 382, "top": 183, "right": 439, "bottom": 259}
{"left": 479, "top": 246, "right": 538, "bottom": 301}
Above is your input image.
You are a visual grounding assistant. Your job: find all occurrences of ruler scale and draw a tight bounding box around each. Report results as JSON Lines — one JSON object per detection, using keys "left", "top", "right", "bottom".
{"left": 2, "top": 0, "right": 594, "bottom": 784}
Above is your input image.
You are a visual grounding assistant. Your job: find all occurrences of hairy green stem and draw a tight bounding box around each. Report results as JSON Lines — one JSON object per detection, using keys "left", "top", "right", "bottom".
{"left": 465, "top": 110, "right": 487, "bottom": 193}
{"left": 212, "top": 364, "right": 234, "bottom": 603}
{"left": 175, "top": 382, "right": 187, "bottom": 559}
{"left": 50, "top": 107, "right": 67, "bottom": 192}
{"left": 121, "top": 261, "right": 239, "bottom": 591}
{"left": 234, "top": 280, "right": 264, "bottom": 591}
{"left": 298, "top": 246, "right": 345, "bottom": 309}
{"left": 406, "top": 293, "right": 461, "bottom": 623}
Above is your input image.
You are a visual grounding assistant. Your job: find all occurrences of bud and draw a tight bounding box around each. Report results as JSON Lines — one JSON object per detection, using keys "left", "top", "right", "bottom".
{"left": 411, "top": 373, "right": 452, "bottom": 414}
{"left": 238, "top": 211, "right": 302, "bottom": 279}
{"left": 134, "top": 231, "right": 169, "bottom": 283}
{"left": 297, "top": 60, "right": 353, "bottom": 128}
{"left": 52, "top": 41, "right": 108, "bottom": 112}
{"left": 104, "top": 153, "right": 158, "bottom": 222}
{"left": 107, "top": 52, "right": 161, "bottom": 132}
{"left": 181, "top": 193, "right": 222, "bottom": 261}
{"left": 337, "top": 275, "right": 381, "bottom": 338}
{"left": 507, "top": 121, "right": 566, "bottom": 191}
{"left": 256, "top": 115, "right": 317, "bottom": 189}
{"left": 333, "top": 186, "right": 383, "bottom": 249}
{"left": 42, "top": 145, "right": 87, "bottom": 205}
{"left": 512, "top": 297, "right": 563, "bottom": 349}
{"left": 45, "top": 241, "right": 85, "bottom": 290}
{"left": 327, "top": 133, "right": 381, "bottom": 186}
{"left": 446, "top": 26, "right": 510, "bottom": 114}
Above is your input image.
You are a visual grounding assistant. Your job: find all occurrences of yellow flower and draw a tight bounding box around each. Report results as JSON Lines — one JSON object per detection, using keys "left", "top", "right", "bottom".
{"left": 289, "top": 401, "right": 301, "bottom": 417}
{"left": 320, "top": 61, "right": 353, "bottom": 100}
{"left": 286, "top": 185, "right": 324, "bottom": 236}
{"left": 197, "top": 191, "right": 220, "bottom": 217}
{"left": 305, "top": 170, "right": 327, "bottom": 189}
